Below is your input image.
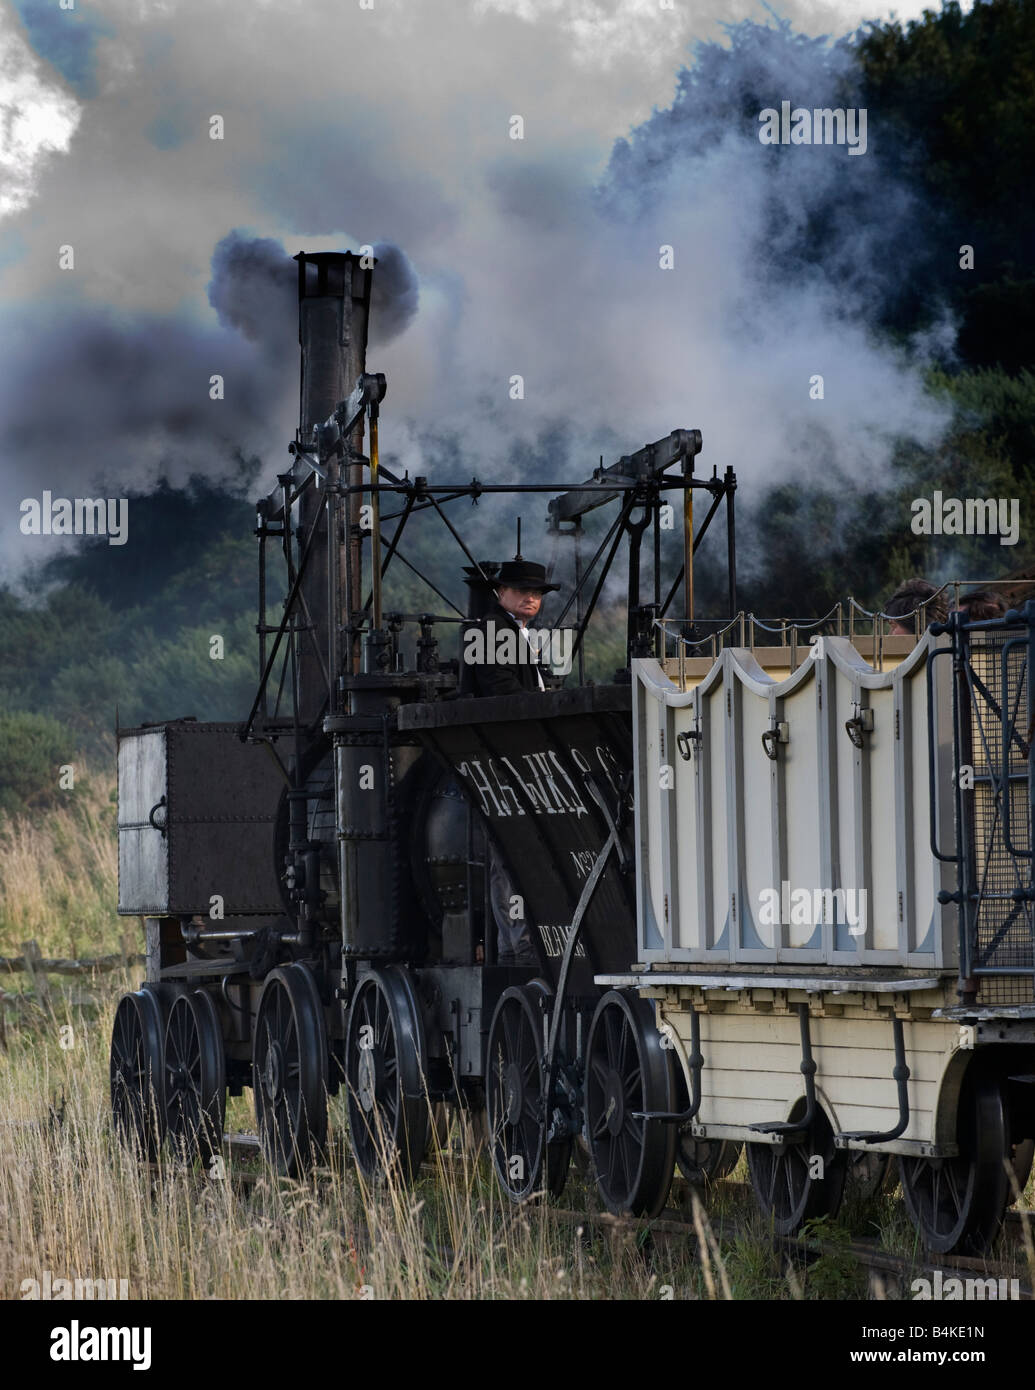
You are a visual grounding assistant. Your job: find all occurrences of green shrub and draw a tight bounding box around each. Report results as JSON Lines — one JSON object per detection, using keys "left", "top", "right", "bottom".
{"left": 0, "top": 710, "right": 77, "bottom": 818}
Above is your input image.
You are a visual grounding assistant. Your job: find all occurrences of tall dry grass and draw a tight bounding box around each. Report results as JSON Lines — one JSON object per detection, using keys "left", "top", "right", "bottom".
{"left": 0, "top": 767, "right": 122, "bottom": 962}
{"left": 0, "top": 981, "right": 700, "bottom": 1300}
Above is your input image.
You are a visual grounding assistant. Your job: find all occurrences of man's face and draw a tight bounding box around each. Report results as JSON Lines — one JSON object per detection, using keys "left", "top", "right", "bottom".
{"left": 498, "top": 586, "right": 544, "bottom": 623}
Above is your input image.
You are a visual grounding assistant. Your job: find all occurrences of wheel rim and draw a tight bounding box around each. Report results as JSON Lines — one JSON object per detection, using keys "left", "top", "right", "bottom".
{"left": 253, "top": 964, "right": 328, "bottom": 1177}
{"left": 345, "top": 968, "right": 430, "bottom": 1182}
{"left": 584, "top": 991, "right": 676, "bottom": 1217}
{"left": 110, "top": 989, "right": 165, "bottom": 1160}
{"left": 165, "top": 990, "right": 225, "bottom": 1163}
{"left": 899, "top": 1066, "right": 1011, "bottom": 1255}
{"left": 487, "top": 984, "right": 570, "bottom": 1201}
{"left": 746, "top": 1100, "right": 845, "bottom": 1237}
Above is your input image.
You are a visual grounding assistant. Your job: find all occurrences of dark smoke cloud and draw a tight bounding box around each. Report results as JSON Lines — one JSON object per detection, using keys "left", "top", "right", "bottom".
{"left": 369, "top": 241, "right": 419, "bottom": 345}
{"left": 207, "top": 230, "right": 418, "bottom": 350}
{"left": 207, "top": 231, "right": 297, "bottom": 348}
{"left": 0, "top": 230, "right": 422, "bottom": 580}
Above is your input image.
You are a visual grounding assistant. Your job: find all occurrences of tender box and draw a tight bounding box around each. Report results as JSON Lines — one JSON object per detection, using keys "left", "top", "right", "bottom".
{"left": 117, "top": 720, "right": 285, "bottom": 916}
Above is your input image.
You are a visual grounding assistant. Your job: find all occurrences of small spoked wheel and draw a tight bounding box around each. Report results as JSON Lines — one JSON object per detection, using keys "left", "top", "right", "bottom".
{"left": 486, "top": 982, "right": 571, "bottom": 1202}
{"left": 110, "top": 988, "right": 166, "bottom": 1160}
{"left": 746, "top": 1100, "right": 846, "bottom": 1236}
{"left": 845, "top": 1148, "right": 893, "bottom": 1203}
{"left": 584, "top": 990, "right": 676, "bottom": 1218}
{"left": 677, "top": 1134, "right": 742, "bottom": 1187}
{"left": 165, "top": 989, "right": 226, "bottom": 1163}
{"left": 253, "top": 964, "right": 328, "bottom": 1177}
{"left": 345, "top": 967, "right": 430, "bottom": 1183}
{"left": 899, "top": 1065, "right": 1012, "bottom": 1254}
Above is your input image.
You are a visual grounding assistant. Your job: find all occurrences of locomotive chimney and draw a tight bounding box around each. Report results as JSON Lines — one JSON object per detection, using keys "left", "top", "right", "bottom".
{"left": 294, "top": 251, "right": 373, "bottom": 723}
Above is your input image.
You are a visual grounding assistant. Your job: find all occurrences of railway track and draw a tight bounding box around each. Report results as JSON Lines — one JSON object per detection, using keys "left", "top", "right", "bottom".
{"left": 207, "top": 1132, "right": 1035, "bottom": 1299}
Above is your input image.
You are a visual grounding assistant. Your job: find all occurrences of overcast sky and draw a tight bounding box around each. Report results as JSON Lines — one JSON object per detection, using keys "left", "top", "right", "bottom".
{"left": 0, "top": 0, "right": 962, "bottom": 581}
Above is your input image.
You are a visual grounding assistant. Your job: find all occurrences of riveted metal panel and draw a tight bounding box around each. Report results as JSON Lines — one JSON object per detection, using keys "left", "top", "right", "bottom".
{"left": 117, "top": 722, "right": 284, "bottom": 915}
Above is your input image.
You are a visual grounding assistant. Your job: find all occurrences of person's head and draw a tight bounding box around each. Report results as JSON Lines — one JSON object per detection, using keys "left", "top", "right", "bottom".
{"left": 497, "top": 585, "right": 544, "bottom": 623}
{"left": 884, "top": 578, "right": 948, "bottom": 635}
{"left": 493, "top": 558, "right": 559, "bottom": 623}
{"left": 955, "top": 589, "right": 1007, "bottom": 622}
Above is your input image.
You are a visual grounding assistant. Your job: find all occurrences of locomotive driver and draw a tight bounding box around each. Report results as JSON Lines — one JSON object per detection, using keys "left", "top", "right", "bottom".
{"left": 467, "top": 558, "right": 559, "bottom": 697}
{"left": 466, "top": 557, "right": 559, "bottom": 965}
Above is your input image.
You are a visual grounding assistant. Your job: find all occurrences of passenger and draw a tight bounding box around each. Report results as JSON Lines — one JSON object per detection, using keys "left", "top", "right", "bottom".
{"left": 883, "top": 578, "right": 949, "bottom": 636}
{"left": 465, "top": 557, "right": 560, "bottom": 967}
{"left": 954, "top": 589, "right": 1008, "bottom": 622}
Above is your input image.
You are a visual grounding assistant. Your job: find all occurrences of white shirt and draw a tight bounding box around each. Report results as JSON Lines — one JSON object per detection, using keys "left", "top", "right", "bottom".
{"left": 517, "top": 619, "right": 545, "bottom": 691}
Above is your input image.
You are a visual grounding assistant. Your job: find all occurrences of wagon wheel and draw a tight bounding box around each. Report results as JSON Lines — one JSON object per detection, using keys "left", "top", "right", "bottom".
{"left": 486, "top": 982, "right": 571, "bottom": 1202}
{"left": 164, "top": 990, "right": 226, "bottom": 1164}
{"left": 845, "top": 1149, "right": 893, "bottom": 1203}
{"left": 584, "top": 990, "right": 677, "bottom": 1218}
{"left": 110, "top": 989, "right": 166, "bottom": 1160}
{"left": 677, "top": 1135, "right": 742, "bottom": 1187}
{"left": 746, "top": 1099, "right": 846, "bottom": 1236}
{"left": 253, "top": 964, "right": 328, "bottom": 1177}
{"left": 345, "top": 967, "right": 430, "bottom": 1183}
{"left": 671, "top": 1066, "right": 741, "bottom": 1186}
{"left": 1010, "top": 1138, "right": 1034, "bottom": 1201}
{"left": 899, "top": 1065, "right": 1012, "bottom": 1254}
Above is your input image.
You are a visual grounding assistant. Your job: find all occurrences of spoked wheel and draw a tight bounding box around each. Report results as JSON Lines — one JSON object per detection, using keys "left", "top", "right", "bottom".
{"left": 671, "top": 1065, "right": 741, "bottom": 1186}
{"left": 746, "top": 1100, "right": 846, "bottom": 1236}
{"left": 678, "top": 1134, "right": 742, "bottom": 1187}
{"left": 486, "top": 982, "right": 571, "bottom": 1202}
{"left": 899, "top": 1065, "right": 1012, "bottom": 1254}
{"left": 1010, "top": 1138, "right": 1034, "bottom": 1201}
{"left": 110, "top": 989, "right": 166, "bottom": 1160}
{"left": 345, "top": 967, "right": 430, "bottom": 1183}
{"left": 164, "top": 990, "right": 226, "bottom": 1163}
{"left": 253, "top": 964, "right": 328, "bottom": 1177}
{"left": 845, "top": 1149, "right": 893, "bottom": 1203}
{"left": 584, "top": 990, "right": 677, "bottom": 1218}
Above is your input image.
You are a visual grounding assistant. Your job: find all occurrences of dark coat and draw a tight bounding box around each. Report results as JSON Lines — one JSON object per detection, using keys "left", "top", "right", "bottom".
{"left": 462, "top": 601, "right": 546, "bottom": 697}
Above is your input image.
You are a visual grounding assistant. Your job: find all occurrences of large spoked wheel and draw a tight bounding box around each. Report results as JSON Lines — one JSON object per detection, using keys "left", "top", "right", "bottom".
{"left": 345, "top": 967, "right": 430, "bottom": 1183}
{"left": 746, "top": 1099, "right": 846, "bottom": 1236}
{"left": 486, "top": 983, "right": 571, "bottom": 1202}
{"left": 584, "top": 990, "right": 677, "bottom": 1218}
{"left": 165, "top": 990, "right": 226, "bottom": 1163}
{"left": 899, "top": 1065, "right": 1012, "bottom": 1254}
{"left": 110, "top": 989, "right": 166, "bottom": 1160}
{"left": 253, "top": 964, "right": 328, "bottom": 1177}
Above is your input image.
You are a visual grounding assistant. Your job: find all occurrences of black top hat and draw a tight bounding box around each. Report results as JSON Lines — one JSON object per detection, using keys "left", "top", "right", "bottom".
{"left": 495, "top": 559, "right": 559, "bottom": 593}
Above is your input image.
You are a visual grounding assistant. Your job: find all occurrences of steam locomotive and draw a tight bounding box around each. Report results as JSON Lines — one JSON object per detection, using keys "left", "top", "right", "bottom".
{"left": 112, "top": 250, "right": 1035, "bottom": 1257}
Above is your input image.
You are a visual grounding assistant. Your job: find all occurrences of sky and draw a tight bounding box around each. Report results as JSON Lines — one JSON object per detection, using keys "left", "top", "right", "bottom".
{"left": 0, "top": 0, "right": 964, "bottom": 584}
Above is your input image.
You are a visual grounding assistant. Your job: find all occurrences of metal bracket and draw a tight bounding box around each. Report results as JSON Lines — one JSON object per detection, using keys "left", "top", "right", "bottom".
{"left": 836, "top": 1016, "right": 911, "bottom": 1144}
{"left": 748, "top": 1003, "right": 816, "bottom": 1137}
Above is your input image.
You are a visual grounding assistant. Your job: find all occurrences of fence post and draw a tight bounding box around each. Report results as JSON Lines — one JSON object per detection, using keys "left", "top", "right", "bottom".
{"left": 20, "top": 939, "right": 52, "bottom": 1011}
